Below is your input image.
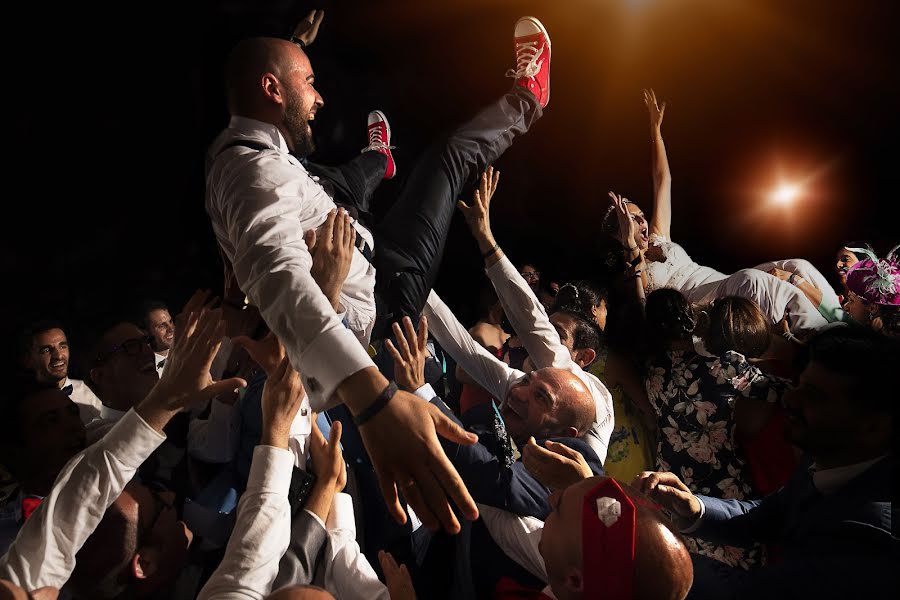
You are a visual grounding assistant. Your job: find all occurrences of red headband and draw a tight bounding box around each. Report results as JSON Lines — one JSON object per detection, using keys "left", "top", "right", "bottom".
{"left": 581, "top": 478, "right": 642, "bottom": 599}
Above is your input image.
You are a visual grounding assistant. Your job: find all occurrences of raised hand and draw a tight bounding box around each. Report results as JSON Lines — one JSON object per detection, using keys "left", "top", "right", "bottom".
{"left": 644, "top": 88, "right": 666, "bottom": 133}
{"left": 139, "top": 308, "right": 246, "bottom": 430}
{"left": 632, "top": 470, "right": 702, "bottom": 528}
{"left": 173, "top": 289, "right": 220, "bottom": 346}
{"left": 232, "top": 331, "right": 286, "bottom": 378}
{"left": 457, "top": 166, "right": 500, "bottom": 243}
{"left": 305, "top": 208, "right": 356, "bottom": 311}
{"left": 291, "top": 9, "right": 325, "bottom": 48}
{"left": 608, "top": 191, "right": 638, "bottom": 248}
{"left": 358, "top": 390, "right": 479, "bottom": 533}
{"left": 378, "top": 550, "right": 417, "bottom": 600}
{"left": 522, "top": 437, "right": 592, "bottom": 490}
{"left": 385, "top": 316, "right": 429, "bottom": 393}
{"left": 260, "top": 356, "right": 305, "bottom": 449}
{"left": 308, "top": 418, "right": 346, "bottom": 493}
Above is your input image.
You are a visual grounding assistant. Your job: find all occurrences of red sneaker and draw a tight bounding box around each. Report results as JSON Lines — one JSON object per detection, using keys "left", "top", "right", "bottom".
{"left": 362, "top": 109, "right": 396, "bottom": 180}
{"left": 507, "top": 17, "right": 551, "bottom": 109}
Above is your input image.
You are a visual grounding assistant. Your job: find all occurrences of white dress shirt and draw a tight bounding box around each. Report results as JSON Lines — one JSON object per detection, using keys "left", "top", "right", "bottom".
{"left": 424, "top": 284, "right": 612, "bottom": 463}
{"left": 187, "top": 398, "right": 242, "bottom": 464}
{"left": 154, "top": 351, "right": 168, "bottom": 377}
{"left": 0, "top": 409, "right": 166, "bottom": 591}
{"left": 320, "top": 494, "right": 389, "bottom": 600}
{"left": 63, "top": 377, "right": 102, "bottom": 424}
{"left": 485, "top": 257, "right": 614, "bottom": 462}
{"left": 205, "top": 116, "right": 376, "bottom": 410}
{"left": 197, "top": 445, "right": 295, "bottom": 600}
{"left": 478, "top": 503, "right": 556, "bottom": 598}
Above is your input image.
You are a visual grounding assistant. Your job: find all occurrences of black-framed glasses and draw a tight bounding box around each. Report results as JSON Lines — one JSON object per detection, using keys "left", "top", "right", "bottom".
{"left": 96, "top": 335, "right": 153, "bottom": 364}
{"left": 520, "top": 270, "right": 541, "bottom": 281}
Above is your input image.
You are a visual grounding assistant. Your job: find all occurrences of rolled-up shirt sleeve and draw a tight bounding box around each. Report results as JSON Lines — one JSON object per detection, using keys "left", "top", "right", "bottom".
{"left": 209, "top": 149, "right": 374, "bottom": 411}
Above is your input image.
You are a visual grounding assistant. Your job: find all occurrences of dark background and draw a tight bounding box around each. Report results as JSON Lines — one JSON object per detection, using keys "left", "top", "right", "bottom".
{"left": 4, "top": 0, "right": 897, "bottom": 373}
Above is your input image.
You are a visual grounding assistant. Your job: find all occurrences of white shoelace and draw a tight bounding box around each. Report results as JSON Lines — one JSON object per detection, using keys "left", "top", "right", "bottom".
{"left": 362, "top": 126, "right": 395, "bottom": 153}
{"left": 505, "top": 40, "right": 544, "bottom": 79}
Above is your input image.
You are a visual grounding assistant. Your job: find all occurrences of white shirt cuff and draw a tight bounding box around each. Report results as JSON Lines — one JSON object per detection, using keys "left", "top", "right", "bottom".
{"left": 680, "top": 496, "right": 706, "bottom": 533}
{"left": 299, "top": 326, "right": 374, "bottom": 411}
{"left": 325, "top": 492, "right": 356, "bottom": 535}
{"left": 413, "top": 383, "right": 437, "bottom": 401}
{"left": 107, "top": 409, "right": 167, "bottom": 468}
{"left": 247, "top": 445, "right": 295, "bottom": 495}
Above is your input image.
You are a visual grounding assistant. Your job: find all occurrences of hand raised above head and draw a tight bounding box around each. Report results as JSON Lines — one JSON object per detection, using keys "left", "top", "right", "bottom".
{"left": 385, "top": 316, "right": 429, "bottom": 393}
{"left": 139, "top": 308, "right": 246, "bottom": 429}
{"left": 291, "top": 9, "right": 325, "bottom": 48}
{"left": 260, "top": 355, "right": 305, "bottom": 449}
{"left": 457, "top": 166, "right": 500, "bottom": 241}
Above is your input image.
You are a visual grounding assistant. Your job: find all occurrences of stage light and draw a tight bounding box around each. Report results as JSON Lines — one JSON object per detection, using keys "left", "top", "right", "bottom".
{"left": 771, "top": 183, "right": 800, "bottom": 205}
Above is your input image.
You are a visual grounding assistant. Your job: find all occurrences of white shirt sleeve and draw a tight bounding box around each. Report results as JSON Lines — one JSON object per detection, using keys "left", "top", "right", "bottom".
{"left": 486, "top": 256, "right": 614, "bottom": 462}
{"left": 187, "top": 398, "right": 242, "bottom": 463}
{"left": 486, "top": 256, "right": 571, "bottom": 370}
{"left": 207, "top": 148, "right": 374, "bottom": 411}
{"left": 477, "top": 504, "right": 548, "bottom": 583}
{"left": 198, "top": 445, "right": 295, "bottom": 600}
{"left": 322, "top": 494, "right": 390, "bottom": 600}
{"left": 0, "top": 409, "right": 166, "bottom": 591}
{"left": 424, "top": 290, "right": 521, "bottom": 402}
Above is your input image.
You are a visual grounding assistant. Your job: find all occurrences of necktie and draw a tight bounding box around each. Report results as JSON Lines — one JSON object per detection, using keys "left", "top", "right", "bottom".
{"left": 61, "top": 384, "right": 74, "bottom": 396}
{"left": 157, "top": 358, "right": 166, "bottom": 370}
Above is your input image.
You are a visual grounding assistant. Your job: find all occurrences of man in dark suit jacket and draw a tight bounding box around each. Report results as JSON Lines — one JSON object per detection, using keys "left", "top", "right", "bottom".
{"left": 635, "top": 327, "right": 897, "bottom": 599}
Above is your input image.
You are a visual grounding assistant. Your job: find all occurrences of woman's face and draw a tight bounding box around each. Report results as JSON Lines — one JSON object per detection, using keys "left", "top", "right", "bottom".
{"left": 835, "top": 247, "right": 860, "bottom": 285}
{"left": 592, "top": 298, "right": 608, "bottom": 331}
{"left": 627, "top": 203, "right": 650, "bottom": 249}
{"left": 843, "top": 292, "right": 872, "bottom": 323}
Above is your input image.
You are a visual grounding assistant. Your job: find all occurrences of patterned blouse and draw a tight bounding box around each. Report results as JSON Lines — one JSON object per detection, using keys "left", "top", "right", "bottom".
{"left": 645, "top": 348, "right": 788, "bottom": 569}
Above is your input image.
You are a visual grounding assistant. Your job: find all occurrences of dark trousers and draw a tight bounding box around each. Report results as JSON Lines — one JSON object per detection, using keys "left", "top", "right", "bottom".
{"left": 310, "top": 87, "right": 541, "bottom": 340}
{"left": 373, "top": 86, "right": 541, "bottom": 336}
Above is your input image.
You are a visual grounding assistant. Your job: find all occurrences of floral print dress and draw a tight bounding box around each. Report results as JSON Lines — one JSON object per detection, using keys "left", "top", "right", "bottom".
{"left": 645, "top": 348, "right": 786, "bottom": 569}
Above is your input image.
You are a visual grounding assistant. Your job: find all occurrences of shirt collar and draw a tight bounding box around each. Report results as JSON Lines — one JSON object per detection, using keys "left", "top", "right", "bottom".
{"left": 226, "top": 115, "right": 292, "bottom": 154}
{"left": 809, "top": 455, "right": 887, "bottom": 495}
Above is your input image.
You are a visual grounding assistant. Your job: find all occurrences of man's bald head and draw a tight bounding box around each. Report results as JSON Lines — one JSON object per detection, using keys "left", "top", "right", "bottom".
{"left": 502, "top": 367, "right": 596, "bottom": 444}
{"left": 267, "top": 585, "right": 335, "bottom": 600}
{"left": 224, "top": 37, "right": 323, "bottom": 156}
{"left": 540, "top": 476, "right": 693, "bottom": 600}
{"left": 225, "top": 37, "right": 302, "bottom": 114}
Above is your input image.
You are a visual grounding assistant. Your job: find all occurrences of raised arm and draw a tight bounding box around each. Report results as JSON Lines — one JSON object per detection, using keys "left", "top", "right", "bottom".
{"left": 0, "top": 310, "right": 246, "bottom": 591}
{"left": 644, "top": 89, "right": 672, "bottom": 240}
{"left": 457, "top": 168, "right": 569, "bottom": 370}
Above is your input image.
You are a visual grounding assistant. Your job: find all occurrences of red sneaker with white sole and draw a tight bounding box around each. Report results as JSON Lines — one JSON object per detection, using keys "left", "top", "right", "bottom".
{"left": 362, "top": 109, "right": 396, "bottom": 180}
{"left": 506, "top": 17, "right": 551, "bottom": 109}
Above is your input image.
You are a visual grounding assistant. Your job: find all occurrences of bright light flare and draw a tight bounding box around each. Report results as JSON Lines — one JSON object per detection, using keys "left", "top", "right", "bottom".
{"left": 771, "top": 183, "right": 801, "bottom": 205}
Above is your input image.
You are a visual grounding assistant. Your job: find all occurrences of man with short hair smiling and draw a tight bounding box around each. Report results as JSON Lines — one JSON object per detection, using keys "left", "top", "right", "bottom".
{"left": 635, "top": 326, "right": 896, "bottom": 598}
{"left": 139, "top": 301, "right": 175, "bottom": 376}
{"left": 21, "top": 320, "right": 102, "bottom": 423}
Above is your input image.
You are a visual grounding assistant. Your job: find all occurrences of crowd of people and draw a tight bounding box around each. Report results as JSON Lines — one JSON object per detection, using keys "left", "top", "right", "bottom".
{"left": 2, "top": 10, "right": 896, "bottom": 600}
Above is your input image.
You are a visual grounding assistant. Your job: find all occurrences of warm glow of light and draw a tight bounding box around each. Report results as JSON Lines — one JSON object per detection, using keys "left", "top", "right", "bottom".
{"left": 771, "top": 183, "right": 800, "bottom": 205}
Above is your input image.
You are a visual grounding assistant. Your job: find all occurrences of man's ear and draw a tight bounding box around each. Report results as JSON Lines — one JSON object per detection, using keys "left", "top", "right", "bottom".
{"left": 564, "top": 426, "right": 579, "bottom": 439}
{"left": 574, "top": 348, "right": 597, "bottom": 369}
{"left": 261, "top": 73, "right": 283, "bottom": 106}
{"left": 131, "top": 548, "right": 158, "bottom": 581}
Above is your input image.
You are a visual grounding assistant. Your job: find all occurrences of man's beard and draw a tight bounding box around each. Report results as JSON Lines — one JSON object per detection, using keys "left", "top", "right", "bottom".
{"left": 284, "top": 92, "right": 316, "bottom": 158}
